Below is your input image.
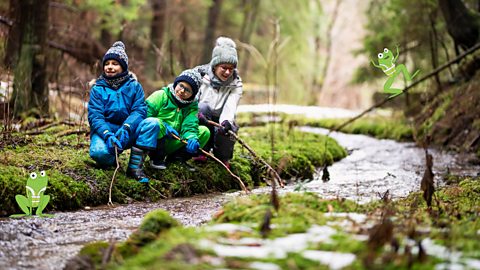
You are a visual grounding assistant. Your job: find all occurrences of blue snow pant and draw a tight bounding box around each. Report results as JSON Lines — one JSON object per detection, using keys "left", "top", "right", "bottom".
{"left": 89, "top": 120, "right": 155, "bottom": 167}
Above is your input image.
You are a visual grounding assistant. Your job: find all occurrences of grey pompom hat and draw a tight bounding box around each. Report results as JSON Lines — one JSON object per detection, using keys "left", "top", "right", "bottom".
{"left": 210, "top": 37, "right": 238, "bottom": 68}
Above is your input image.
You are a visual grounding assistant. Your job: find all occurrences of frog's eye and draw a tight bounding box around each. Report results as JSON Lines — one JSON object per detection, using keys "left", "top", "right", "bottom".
{"left": 40, "top": 171, "right": 46, "bottom": 177}
{"left": 384, "top": 48, "right": 389, "bottom": 53}
{"left": 30, "top": 172, "right": 37, "bottom": 179}
{"left": 378, "top": 53, "right": 384, "bottom": 59}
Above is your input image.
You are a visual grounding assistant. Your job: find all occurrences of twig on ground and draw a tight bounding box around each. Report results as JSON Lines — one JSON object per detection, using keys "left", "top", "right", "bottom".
{"left": 207, "top": 120, "right": 284, "bottom": 187}
{"left": 171, "top": 134, "right": 249, "bottom": 193}
{"left": 108, "top": 147, "right": 120, "bottom": 206}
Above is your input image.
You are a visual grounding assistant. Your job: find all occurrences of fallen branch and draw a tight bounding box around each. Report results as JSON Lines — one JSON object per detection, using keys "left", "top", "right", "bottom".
{"left": 207, "top": 120, "right": 284, "bottom": 187}
{"left": 56, "top": 128, "right": 89, "bottom": 137}
{"left": 171, "top": 134, "right": 249, "bottom": 193}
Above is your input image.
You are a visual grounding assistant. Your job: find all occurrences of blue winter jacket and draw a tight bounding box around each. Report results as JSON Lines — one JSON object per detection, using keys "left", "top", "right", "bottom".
{"left": 88, "top": 76, "right": 147, "bottom": 140}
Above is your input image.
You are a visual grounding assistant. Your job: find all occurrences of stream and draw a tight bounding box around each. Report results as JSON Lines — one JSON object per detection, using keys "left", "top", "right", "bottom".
{"left": 1, "top": 105, "right": 478, "bottom": 270}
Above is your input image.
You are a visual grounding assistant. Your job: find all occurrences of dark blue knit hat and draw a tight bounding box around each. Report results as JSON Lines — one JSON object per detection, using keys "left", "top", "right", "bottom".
{"left": 173, "top": 69, "right": 202, "bottom": 97}
{"left": 102, "top": 41, "right": 128, "bottom": 71}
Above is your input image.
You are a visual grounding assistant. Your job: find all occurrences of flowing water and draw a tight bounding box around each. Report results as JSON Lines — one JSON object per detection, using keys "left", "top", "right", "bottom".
{"left": 1, "top": 106, "right": 478, "bottom": 270}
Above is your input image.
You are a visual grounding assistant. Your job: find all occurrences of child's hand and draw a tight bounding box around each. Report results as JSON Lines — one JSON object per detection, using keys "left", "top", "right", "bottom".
{"left": 220, "top": 120, "right": 233, "bottom": 135}
{"left": 115, "top": 126, "right": 130, "bottom": 149}
{"left": 105, "top": 132, "right": 123, "bottom": 154}
{"left": 186, "top": 138, "right": 200, "bottom": 154}
{"left": 163, "top": 122, "right": 179, "bottom": 139}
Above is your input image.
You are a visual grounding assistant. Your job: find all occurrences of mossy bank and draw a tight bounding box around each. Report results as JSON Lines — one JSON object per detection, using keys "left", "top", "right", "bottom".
{"left": 70, "top": 176, "right": 480, "bottom": 269}
{"left": 0, "top": 123, "right": 346, "bottom": 216}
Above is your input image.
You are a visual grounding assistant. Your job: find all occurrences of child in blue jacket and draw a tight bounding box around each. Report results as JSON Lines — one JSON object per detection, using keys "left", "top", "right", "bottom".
{"left": 88, "top": 41, "right": 147, "bottom": 167}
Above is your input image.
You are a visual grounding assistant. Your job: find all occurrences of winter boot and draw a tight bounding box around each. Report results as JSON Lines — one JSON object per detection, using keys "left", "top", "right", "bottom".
{"left": 166, "top": 147, "right": 197, "bottom": 172}
{"left": 126, "top": 146, "right": 149, "bottom": 183}
{"left": 149, "top": 138, "right": 167, "bottom": 170}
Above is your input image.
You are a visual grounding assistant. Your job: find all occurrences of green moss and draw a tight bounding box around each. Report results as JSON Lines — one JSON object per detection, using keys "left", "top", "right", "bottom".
{"left": 81, "top": 177, "right": 480, "bottom": 269}
{"left": 214, "top": 193, "right": 362, "bottom": 236}
{"left": 417, "top": 92, "right": 452, "bottom": 138}
{"left": 77, "top": 241, "right": 110, "bottom": 266}
{"left": 238, "top": 125, "right": 347, "bottom": 180}
{"left": 138, "top": 209, "right": 180, "bottom": 235}
{"left": 1, "top": 124, "right": 346, "bottom": 216}
{"left": 306, "top": 116, "right": 413, "bottom": 141}
{"left": 237, "top": 111, "right": 413, "bottom": 141}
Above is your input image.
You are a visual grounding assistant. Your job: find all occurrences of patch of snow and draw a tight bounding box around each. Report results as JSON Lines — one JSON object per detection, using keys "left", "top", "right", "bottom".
{"left": 302, "top": 250, "right": 356, "bottom": 269}
{"left": 422, "top": 238, "right": 462, "bottom": 261}
{"left": 323, "top": 212, "right": 368, "bottom": 223}
{"left": 435, "top": 263, "right": 464, "bottom": 270}
{"left": 249, "top": 261, "right": 281, "bottom": 270}
{"left": 464, "top": 259, "right": 480, "bottom": 269}
{"left": 205, "top": 223, "right": 253, "bottom": 233}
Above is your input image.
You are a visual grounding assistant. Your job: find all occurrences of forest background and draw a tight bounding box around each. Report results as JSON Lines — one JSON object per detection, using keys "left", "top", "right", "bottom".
{"left": 0, "top": 0, "right": 479, "bottom": 121}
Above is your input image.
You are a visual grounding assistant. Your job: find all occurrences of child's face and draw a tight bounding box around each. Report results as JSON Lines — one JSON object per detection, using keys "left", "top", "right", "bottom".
{"left": 214, "top": 63, "right": 235, "bottom": 81}
{"left": 174, "top": 82, "right": 193, "bottom": 100}
{"left": 104, "top": 59, "right": 123, "bottom": 77}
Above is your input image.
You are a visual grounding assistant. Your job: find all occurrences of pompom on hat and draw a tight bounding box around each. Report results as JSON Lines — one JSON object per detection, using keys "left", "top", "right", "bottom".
{"left": 102, "top": 41, "right": 129, "bottom": 71}
{"left": 210, "top": 37, "right": 238, "bottom": 68}
{"left": 173, "top": 69, "right": 203, "bottom": 97}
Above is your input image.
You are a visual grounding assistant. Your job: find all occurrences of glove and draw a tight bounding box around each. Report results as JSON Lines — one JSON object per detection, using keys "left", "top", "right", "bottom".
{"left": 198, "top": 112, "right": 209, "bottom": 125}
{"left": 115, "top": 126, "right": 130, "bottom": 149}
{"left": 220, "top": 120, "right": 233, "bottom": 135}
{"left": 164, "top": 122, "right": 179, "bottom": 139}
{"left": 186, "top": 138, "right": 200, "bottom": 154}
{"left": 105, "top": 132, "right": 122, "bottom": 154}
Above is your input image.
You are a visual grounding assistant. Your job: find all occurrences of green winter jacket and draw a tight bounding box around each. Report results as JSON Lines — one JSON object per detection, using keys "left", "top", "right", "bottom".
{"left": 146, "top": 85, "right": 199, "bottom": 140}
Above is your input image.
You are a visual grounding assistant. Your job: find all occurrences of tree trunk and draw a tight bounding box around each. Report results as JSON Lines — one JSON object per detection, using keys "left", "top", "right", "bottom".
{"left": 4, "top": 0, "right": 21, "bottom": 68}
{"left": 147, "top": 0, "right": 167, "bottom": 79}
{"left": 438, "top": 0, "right": 480, "bottom": 54}
{"left": 179, "top": 26, "right": 189, "bottom": 69}
{"left": 11, "top": 0, "right": 50, "bottom": 118}
{"left": 239, "top": 0, "right": 260, "bottom": 79}
{"left": 201, "top": 0, "right": 223, "bottom": 64}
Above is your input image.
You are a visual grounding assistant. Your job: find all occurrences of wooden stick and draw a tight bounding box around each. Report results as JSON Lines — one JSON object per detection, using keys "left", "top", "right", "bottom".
{"left": 171, "top": 134, "right": 249, "bottom": 193}
{"left": 108, "top": 146, "right": 120, "bottom": 206}
{"left": 207, "top": 120, "right": 284, "bottom": 187}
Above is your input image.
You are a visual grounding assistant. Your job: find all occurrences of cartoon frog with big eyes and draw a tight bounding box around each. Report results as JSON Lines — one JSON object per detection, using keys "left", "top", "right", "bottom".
{"left": 10, "top": 171, "right": 53, "bottom": 218}
{"left": 371, "top": 45, "right": 420, "bottom": 97}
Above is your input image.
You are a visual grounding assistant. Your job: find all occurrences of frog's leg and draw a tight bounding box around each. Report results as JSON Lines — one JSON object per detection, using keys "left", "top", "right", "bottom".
{"left": 383, "top": 73, "right": 402, "bottom": 97}
{"left": 36, "top": 195, "right": 52, "bottom": 217}
{"left": 397, "top": 64, "right": 420, "bottom": 81}
{"left": 12, "top": 195, "right": 31, "bottom": 217}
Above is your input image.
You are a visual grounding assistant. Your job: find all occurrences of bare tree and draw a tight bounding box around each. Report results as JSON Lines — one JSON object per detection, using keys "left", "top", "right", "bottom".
{"left": 438, "top": 0, "right": 480, "bottom": 55}
{"left": 239, "top": 0, "right": 260, "bottom": 79}
{"left": 4, "top": 0, "right": 21, "bottom": 68}
{"left": 201, "top": 0, "right": 223, "bottom": 64}
{"left": 10, "top": 0, "right": 50, "bottom": 118}
{"left": 147, "top": 0, "right": 167, "bottom": 79}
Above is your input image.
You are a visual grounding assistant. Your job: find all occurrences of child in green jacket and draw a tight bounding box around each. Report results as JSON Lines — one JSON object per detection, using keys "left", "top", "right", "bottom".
{"left": 126, "top": 69, "right": 210, "bottom": 182}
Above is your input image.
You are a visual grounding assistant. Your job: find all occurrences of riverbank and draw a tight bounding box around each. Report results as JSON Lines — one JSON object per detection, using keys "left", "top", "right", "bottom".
{"left": 0, "top": 124, "right": 346, "bottom": 216}
{"left": 69, "top": 175, "right": 480, "bottom": 269}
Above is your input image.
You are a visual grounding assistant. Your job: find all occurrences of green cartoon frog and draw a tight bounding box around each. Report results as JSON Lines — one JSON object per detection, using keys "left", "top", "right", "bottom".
{"left": 371, "top": 46, "right": 420, "bottom": 97}
{"left": 10, "top": 171, "right": 53, "bottom": 218}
